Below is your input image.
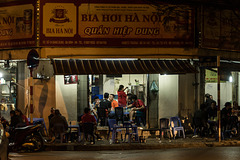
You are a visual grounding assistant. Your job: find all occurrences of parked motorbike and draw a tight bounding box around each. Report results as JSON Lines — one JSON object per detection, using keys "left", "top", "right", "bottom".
{"left": 9, "top": 124, "right": 44, "bottom": 152}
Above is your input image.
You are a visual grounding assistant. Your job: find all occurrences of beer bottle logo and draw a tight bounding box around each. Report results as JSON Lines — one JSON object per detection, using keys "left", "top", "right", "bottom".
{"left": 50, "top": 6, "right": 70, "bottom": 23}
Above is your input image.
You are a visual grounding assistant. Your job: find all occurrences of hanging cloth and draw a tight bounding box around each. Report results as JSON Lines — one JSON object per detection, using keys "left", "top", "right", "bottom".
{"left": 150, "top": 80, "right": 159, "bottom": 92}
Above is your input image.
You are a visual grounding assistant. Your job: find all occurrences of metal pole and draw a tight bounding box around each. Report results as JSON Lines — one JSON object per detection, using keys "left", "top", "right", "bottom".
{"left": 194, "top": 65, "right": 199, "bottom": 112}
{"left": 29, "top": 68, "right": 33, "bottom": 124}
{"left": 147, "top": 74, "right": 150, "bottom": 129}
{"left": 217, "top": 56, "right": 221, "bottom": 142}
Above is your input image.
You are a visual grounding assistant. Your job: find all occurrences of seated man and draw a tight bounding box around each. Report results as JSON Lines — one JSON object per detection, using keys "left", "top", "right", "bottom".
{"left": 127, "top": 95, "right": 145, "bottom": 123}
{"left": 90, "top": 96, "right": 100, "bottom": 122}
{"left": 89, "top": 99, "right": 98, "bottom": 120}
{"left": 207, "top": 101, "right": 218, "bottom": 136}
{"left": 93, "top": 96, "right": 100, "bottom": 111}
{"left": 232, "top": 101, "right": 240, "bottom": 116}
{"left": 50, "top": 109, "right": 68, "bottom": 142}
{"left": 81, "top": 108, "right": 97, "bottom": 124}
{"left": 207, "top": 101, "right": 217, "bottom": 120}
{"left": 127, "top": 93, "right": 133, "bottom": 106}
{"left": 80, "top": 108, "right": 101, "bottom": 143}
{"left": 108, "top": 94, "right": 118, "bottom": 119}
{"left": 109, "top": 94, "right": 118, "bottom": 112}
{"left": 221, "top": 102, "right": 232, "bottom": 131}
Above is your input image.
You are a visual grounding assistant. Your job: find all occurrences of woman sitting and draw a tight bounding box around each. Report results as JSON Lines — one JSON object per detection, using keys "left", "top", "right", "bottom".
{"left": 15, "top": 109, "right": 29, "bottom": 126}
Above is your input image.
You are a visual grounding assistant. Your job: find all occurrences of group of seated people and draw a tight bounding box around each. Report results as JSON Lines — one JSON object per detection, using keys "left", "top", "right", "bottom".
{"left": 48, "top": 107, "right": 101, "bottom": 143}
{"left": 193, "top": 97, "right": 240, "bottom": 137}
{"left": 47, "top": 108, "right": 71, "bottom": 143}
{"left": 8, "top": 109, "right": 29, "bottom": 129}
{"left": 46, "top": 84, "right": 146, "bottom": 143}
{"left": 221, "top": 102, "right": 239, "bottom": 133}
{"left": 0, "top": 109, "right": 31, "bottom": 147}
{"left": 90, "top": 91, "right": 146, "bottom": 126}
{"left": 48, "top": 108, "right": 68, "bottom": 138}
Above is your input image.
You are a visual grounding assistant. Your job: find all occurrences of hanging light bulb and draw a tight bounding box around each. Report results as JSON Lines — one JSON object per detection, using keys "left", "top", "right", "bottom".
{"left": 229, "top": 76, "right": 233, "bottom": 82}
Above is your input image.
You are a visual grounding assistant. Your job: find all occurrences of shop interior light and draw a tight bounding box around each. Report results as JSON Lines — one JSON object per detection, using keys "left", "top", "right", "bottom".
{"left": 0, "top": 73, "right": 2, "bottom": 78}
{"left": 0, "top": 78, "right": 5, "bottom": 84}
{"left": 229, "top": 76, "right": 233, "bottom": 82}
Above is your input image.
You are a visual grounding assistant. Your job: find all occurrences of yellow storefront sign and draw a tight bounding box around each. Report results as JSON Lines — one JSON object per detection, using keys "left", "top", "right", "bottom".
{"left": 78, "top": 3, "right": 192, "bottom": 39}
{"left": 40, "top": 0, "right": 194, "bottom": 47}
{"left": 0, "top": 4, "right": 34, "bottom": 40}
{"left": 42, "top": 3, "right": 77, "bottom": 37}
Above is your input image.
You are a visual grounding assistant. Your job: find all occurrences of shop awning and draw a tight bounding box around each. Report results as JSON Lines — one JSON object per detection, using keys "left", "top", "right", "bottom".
{"left": 51, "top": 59, "right": 197, "bottom": 75}
{"left": 220, "top": 61, "right": 240, "bottom": 72}
{"left": 203, "top": 61, "right": 240, "bottom": 72}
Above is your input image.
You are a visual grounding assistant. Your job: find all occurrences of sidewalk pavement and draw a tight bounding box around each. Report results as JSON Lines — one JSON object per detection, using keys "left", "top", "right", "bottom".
{"left": 44, "top": 135, "right": 240, "bottom": 151}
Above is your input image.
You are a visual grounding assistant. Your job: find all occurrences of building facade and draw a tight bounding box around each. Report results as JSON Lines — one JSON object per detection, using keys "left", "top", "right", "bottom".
{"left": 0, "top": 0, "right": 240, "bottom": 129}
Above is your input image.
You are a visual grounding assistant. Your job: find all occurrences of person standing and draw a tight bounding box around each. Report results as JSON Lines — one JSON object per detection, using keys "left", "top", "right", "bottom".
{"left": 48, "top": 107, "right": 55, "bottom": 137}
{"left": 48, "top": 107, "right": 55, "bottom": 123}
{"left": 117, "top": 85, "right": 128, "bottom": 107}
{"left": 205, "top": 93, "right": 213, "bottom": 109}
{"left": 100, "top": 93, "right": 112, "bottom": 112}
{"left": 98, "top": 93, "right": 111, "bottom": 126}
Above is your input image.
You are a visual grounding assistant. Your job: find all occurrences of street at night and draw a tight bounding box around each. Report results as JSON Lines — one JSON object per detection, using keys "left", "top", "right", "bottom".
{"left": 9, "top": 147, "right": 240, "bottom": 160}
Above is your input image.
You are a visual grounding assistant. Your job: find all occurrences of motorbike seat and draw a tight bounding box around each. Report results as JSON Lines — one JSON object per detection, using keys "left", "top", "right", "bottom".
{"left": 15, "top": 125, "right": 35, "bottom": 130}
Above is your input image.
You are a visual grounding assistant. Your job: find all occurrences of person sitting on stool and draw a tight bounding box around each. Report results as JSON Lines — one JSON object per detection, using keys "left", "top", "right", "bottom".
{"left": 80, "top": 108, "right": 102, "bottom": 141}
{"left": 127, "top": 95, "right": 145, "bottom": 123}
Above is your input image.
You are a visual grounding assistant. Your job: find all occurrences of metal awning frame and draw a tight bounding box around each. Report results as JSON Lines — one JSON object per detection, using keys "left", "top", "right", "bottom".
{"left": 51, "top": 59, "right": 198, "bottom": 75}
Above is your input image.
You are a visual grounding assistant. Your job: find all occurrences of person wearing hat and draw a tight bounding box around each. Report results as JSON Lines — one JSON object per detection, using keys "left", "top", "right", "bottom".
{"left": 221, "top": 102, "right": 232, "bottom": 131}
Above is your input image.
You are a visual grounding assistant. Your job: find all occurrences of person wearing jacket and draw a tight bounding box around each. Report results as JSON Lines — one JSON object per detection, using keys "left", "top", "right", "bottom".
{"left": 117, "top": 85, "right": 128, "bottom": 107}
